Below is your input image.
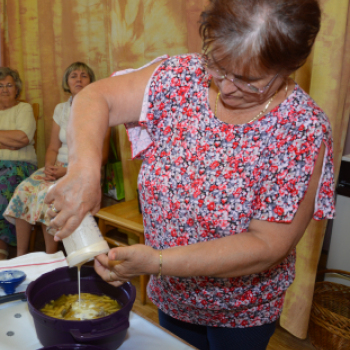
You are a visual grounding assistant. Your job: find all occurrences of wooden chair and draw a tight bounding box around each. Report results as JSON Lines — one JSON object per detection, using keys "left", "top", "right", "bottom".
{"left": 32, "top": 103, "right": 39, "bottom": 149}
{"left": 94, "top": 198, "right": 147, "bottom": 304}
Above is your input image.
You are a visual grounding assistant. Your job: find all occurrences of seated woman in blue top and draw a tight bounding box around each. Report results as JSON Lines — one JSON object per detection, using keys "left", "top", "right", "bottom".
{"left": 0, "top": 67, "right": 37, "bottom": 260}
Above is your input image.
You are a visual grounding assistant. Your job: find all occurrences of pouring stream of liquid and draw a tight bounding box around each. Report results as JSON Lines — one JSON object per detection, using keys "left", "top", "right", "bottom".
{"left": 77, "top": 264, "right": 83, "bottom": 317}
{"left": 75, "top": 259, "right": 121, "bottom": 320}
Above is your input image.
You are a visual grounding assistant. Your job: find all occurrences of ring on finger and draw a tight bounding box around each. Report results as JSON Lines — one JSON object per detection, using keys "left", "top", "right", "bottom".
{"left": 109, "top": 270, "right": 113, "bottom": 282}
{"left": 51, "top": 204, "right": 59, "bottom": 213}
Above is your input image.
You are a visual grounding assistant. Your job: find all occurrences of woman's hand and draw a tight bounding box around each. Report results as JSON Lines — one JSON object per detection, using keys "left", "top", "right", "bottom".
{"left": 43, "top": 165, "right": 57, "bottom": 181}
{"left": 94, "top": 245, "right": 159, "bottom": 287}
{"left": 53, "top": 166, "right": 67, "bottom": 179}
{"left": 43, "top": 165, "right": 67, "bottom": 181}
{"left": 44, "top": 164, "right": 102, "bottom": 240}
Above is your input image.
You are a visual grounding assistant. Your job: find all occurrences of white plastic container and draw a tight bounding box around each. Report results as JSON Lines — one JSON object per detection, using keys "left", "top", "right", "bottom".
{"left": 62, "top": 212, "right": 110, "bottom": 267}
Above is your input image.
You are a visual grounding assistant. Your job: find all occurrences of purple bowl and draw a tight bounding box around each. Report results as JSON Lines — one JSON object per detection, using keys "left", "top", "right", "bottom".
{"left": 26, "top": 266, "right": 136, "bottom": 350}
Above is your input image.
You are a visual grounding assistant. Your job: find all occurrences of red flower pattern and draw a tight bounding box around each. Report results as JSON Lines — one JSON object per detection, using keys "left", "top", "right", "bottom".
{"left": 126, "top": 54, "right": 335, "bottom": 328}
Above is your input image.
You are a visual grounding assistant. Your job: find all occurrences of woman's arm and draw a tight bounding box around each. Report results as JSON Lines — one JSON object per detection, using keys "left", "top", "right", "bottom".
{"left": 0, "top": 130, "right": 29, "bottom": 148}
{"left": 94, "top": 144, "right": 325, "bottom": 285}
{"left": 101, "top": 127, "right": 112, "bottom": 166}
{"left": 43, "top": 121, "right": 64, "bottom": 181}
{"left": 45, "top": 121, "right": 62, "bottom": 167}
{"left": 45, "top": 61, "right": 163, "bottom": 238}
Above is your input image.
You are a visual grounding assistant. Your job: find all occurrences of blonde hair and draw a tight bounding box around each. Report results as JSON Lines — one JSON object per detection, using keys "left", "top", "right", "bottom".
{"left": 62, "top": 62, "right": 96, "bottom": 93}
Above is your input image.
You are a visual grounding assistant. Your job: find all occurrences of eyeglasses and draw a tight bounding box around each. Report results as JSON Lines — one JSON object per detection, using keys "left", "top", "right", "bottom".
{"left": 0, "top": 84, "right": 15, "bottom": 89}
{"left": 204, "top": 59, "right": 278, "bottom": 94}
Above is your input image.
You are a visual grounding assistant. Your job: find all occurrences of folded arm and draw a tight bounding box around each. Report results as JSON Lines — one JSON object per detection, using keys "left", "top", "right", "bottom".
{"left": 0, "top": 130, "right": 29, "bottom": 148}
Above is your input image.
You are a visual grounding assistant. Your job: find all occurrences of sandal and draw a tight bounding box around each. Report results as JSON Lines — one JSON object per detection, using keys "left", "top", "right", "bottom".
{"left": 0, "top": 248, "right": 9, "bottom": 260}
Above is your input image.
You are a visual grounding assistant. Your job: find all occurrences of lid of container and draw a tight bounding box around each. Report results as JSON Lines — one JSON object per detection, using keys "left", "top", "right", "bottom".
{"left": 0, "top": 270, "right": 26, "bottom": 295}
{"left": 66, "top": 240, "right": 110, "bottom": 267}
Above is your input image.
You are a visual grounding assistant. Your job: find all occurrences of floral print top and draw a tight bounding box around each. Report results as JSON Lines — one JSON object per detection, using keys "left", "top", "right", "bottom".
{"left": 124, "top": 54, "right": 335, "bottom": 327}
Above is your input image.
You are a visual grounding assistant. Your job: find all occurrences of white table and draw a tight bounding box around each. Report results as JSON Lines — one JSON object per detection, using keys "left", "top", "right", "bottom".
{"left": 0, "top": 299, "right": 196, "bottom": 350}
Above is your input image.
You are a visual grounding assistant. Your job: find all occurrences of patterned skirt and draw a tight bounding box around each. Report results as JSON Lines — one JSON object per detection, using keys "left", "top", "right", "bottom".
{"left": 4, "top": 162, "right": 67, "bottom": 239}
{"left": 0, "top": 160, "right": 37, "bottom": 246}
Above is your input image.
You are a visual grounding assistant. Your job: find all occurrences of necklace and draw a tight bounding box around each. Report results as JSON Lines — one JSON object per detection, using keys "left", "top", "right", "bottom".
{"left": 246, "top": 91, "right": 277, "bottom": 123}
{"left": 215, "top": 91, "right": 221, "bottom": 116}
{"left": 214, "top": 82, "right": 288, "bottom": 124}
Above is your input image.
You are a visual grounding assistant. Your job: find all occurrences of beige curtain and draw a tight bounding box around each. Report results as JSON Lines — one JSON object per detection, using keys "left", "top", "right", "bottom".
{"left": 1, "top": 0, "right": 349, "bottom": 339}
{"left": 1, "top": 0, "right": 112, "bottom": 167}
{"left": 0, "top": 0, "right": 206, "bottom": 170}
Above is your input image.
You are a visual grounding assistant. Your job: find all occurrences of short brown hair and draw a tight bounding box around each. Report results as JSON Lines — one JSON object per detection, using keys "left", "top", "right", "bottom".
{"left": 0, "top": 67, "right": 23, "bottom": 98}
{"left": 199, "top": 0, "right": 321, "bottom": 74}
{"left": 62, "top": 62, "right": 96, "bottom": 93}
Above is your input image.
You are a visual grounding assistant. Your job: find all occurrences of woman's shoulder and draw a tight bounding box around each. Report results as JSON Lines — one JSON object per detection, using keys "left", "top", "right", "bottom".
{"left": 53, "top": 99, "right": 71, "bottom": 117}
{"left": 276, "top": 84, "right": 332, "bottom": 143}
{"left": 153, "top": 53, "right": 207, "bottom": 89}
{"left": 7, "top": 102, "right": 34, "bottom": 118}
{"left": 17, "top": 101, "right": 31, "bottom": 107}
{"left": 15, "top": 101, "right": 33, "bottom": 111}
{"left": 54, "top": 99, "right": 70, "bottom": 111}
{"left": 152, "top": 53, "right": 203, "bottom": 78}
{"left": 0, "top": 102, "right": 31, "bottom": 113}
{"left": 287, "top": 84, "right": 330, "bottom": 126}
{"left": 163, "top": 53, "right": 203, "bottom": 69}
{"left": 53, "top": 98, "right": 71, "bottom": 125}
